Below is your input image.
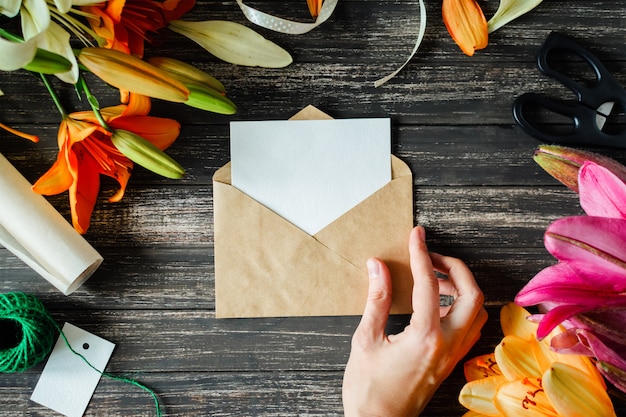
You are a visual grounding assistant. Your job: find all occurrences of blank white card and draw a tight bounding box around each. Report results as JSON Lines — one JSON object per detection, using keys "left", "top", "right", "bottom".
{"left": 230, "top": 118, "right": 391, "bottom": 235}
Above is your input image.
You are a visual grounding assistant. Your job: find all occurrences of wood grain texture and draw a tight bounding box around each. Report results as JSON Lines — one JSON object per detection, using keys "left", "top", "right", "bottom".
{"left": 1, "top": 0, "right": 626, "bottom": 415}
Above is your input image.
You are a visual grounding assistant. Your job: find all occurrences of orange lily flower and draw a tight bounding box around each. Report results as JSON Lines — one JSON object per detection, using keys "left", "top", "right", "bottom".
{"left": 83, "top": 0, "right": 195, "bottom": 57}
{"left": 442, "top": 0, "right": 488, "bottom": 56}
{"left": 32, "top": 94, "right": 180, "bottom": 233}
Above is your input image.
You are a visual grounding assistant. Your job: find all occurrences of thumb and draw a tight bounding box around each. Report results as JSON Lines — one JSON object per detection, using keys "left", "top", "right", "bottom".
{"left": 355, "top": 258, "right": 392, "bottom": 344}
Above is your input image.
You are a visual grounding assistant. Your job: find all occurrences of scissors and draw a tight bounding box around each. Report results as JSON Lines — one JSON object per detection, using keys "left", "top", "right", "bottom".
{"left": 512, "top": 32, "right": 626, "bottom": 148}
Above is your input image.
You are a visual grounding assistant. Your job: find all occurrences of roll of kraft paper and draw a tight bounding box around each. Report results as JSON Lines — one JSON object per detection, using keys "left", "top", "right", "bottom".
{"left": 0, "top": 153, "right": 103, "bottom": 295}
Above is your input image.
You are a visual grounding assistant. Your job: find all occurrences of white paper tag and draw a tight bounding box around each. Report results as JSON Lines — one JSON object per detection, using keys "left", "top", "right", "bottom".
{"left": 31, "top": 323, "right": 115, "bottom": 417}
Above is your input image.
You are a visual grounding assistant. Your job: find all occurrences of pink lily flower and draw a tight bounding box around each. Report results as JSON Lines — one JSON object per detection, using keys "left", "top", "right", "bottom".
{"left": 516, "top": 216, "right": 626, "bottom": 338}
{"left": 517, "top": 151, "right": 626, "bottom": 394}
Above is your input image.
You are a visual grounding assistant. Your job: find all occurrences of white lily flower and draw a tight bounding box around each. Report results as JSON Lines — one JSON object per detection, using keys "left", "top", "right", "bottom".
{"left": 488, "top": 0, "right": 543, "bottom": 33}
{"left": 0, "top": 0, "right": 49, "bottom": 71}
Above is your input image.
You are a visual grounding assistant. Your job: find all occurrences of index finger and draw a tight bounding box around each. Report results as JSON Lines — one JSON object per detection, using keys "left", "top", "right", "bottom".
{"left": 408, "top": 226, "right": 441, "bottom": 329}
{"left": 431, "top": 253, "right": 484, "bottom": 332}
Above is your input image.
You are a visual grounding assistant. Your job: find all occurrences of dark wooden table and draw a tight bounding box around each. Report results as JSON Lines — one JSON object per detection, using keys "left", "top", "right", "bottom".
{"left": 2, "top": 1, "right": 626, "bottom": 415}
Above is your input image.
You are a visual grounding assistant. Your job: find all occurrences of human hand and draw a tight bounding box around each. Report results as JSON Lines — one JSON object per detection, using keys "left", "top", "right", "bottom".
{"left": 342, "top": 226, "right": 487, "bottom": 417}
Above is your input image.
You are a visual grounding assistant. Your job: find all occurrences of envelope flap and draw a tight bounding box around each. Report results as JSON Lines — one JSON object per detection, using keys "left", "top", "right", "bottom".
{"left": 314, "top": 156, "right": 414, "bottom": 313}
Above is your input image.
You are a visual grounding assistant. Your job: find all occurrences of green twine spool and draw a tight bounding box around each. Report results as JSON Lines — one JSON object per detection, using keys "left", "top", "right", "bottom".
{"left": 0, "top": 292, "right": 162, "bottom": 416}
{"left": 0, "top": 292, "right": 58, "bottom": 373}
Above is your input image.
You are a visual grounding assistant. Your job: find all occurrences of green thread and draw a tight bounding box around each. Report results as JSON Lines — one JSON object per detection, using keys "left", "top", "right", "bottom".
{"left": 0, "top": 292, "right": 162, "bottom": 416}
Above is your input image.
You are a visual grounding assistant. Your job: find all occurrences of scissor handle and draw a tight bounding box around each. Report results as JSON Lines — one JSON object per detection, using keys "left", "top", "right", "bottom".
{"left": 512, "top": 92, "right": 626, "bottom": 148}
{"left": 537, "top": 32, "right": 626, "bottom": 108}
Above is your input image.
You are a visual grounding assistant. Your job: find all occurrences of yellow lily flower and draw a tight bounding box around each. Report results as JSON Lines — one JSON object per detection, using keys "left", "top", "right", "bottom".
{"left": 459, "top": 303, "right": 614, "bottom": 417}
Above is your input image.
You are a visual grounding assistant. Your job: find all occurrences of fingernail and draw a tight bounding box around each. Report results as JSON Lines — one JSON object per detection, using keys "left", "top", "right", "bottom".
{"left": 367, "top": 258, "right": 380, "bottom": 279}
{"left": 416, "top": 226, "right": 426, "bottom": 242}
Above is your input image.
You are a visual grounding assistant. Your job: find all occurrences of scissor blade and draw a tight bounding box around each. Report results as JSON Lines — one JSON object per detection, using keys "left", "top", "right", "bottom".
{"left": 596, "top": 101, "right": 614, "bottom": 130}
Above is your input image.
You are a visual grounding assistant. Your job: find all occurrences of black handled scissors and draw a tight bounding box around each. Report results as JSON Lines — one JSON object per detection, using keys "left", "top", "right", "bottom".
{"left": 512, "top": 32, "right": 626, "bottom": 148}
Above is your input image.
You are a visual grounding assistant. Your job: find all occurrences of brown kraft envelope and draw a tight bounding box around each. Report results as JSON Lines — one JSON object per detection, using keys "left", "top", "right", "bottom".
{"left": 213, "top": 105, "right": 414, "bottom": 318}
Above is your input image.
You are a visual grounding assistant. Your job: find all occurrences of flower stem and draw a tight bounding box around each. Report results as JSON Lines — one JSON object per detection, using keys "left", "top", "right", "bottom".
{"left": 78, "top": 77, "right": 112, "bottom": 132}
{"left": 40, "top": 74, "right": 68, "bottom": 119}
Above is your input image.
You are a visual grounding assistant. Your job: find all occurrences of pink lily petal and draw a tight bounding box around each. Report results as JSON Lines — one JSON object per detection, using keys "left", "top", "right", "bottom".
{"left": 574, "top": 309, "right": 626, "bottom": 346}
{"left": 579, "top": 161, "right": 626, "bottom": 219}
{"left": 545, "top": 216, "right": 626, "bottom": 276}
{"left": 552, "top": 328, "right": 626, "bottom": 370}
{"left": 515, "top": 262, "right": 626, "bottom": 307}
{"left": 537, "top": 299, "right": 626, "bottom": 339}
{"left": 536, "top": 303, "right": 596, "bottom": 339}
{"left": 550, "top": 328, "right": 594, "bottom": 356}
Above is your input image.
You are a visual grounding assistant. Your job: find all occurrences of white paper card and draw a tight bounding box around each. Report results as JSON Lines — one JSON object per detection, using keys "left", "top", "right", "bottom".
{"left": 230, "top": 118, "right": 391, "bottom": 235}
{"left": 31, "top": 322, "right": 115, "bottom": 417}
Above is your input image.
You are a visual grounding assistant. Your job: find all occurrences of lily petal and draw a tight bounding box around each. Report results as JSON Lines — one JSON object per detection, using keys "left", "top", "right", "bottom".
{"left": 553, "top": 328, "right": 626, "bottom": 371}
{"left": 500, "top": 303, "right": 537, "bottom": 340}
{"left": 543, "top": 362, "right": 616, "bottom": 417}
{"left": 442, "top": 0, "right": 488, "bottom": 56}
{"left": 464, "top": 353, "right": 502, "bottom": 382}
{"left": 487, "top": 0, "right": 543, "bottom": 33}
{"left": 109, "top": 116, "right": 180, "bottom": 150}
{"left": 0, "top": 36, "right": 39, "bottom": 70}
{"left": 545, "top": 216, "right": 626, "bottom": 275}
{"left": 459, "top": 375, "right": 507, "bottom": 416}
{"left": 20, "top": 0, "right": 50, "bottom": 41}
{"left": 169, "top": 20, "right": 293, "bottom": 68}
{"left": 516, "top": 262, "right": 626, "bottom": 309}
{"left": 495, "top": 335, "right": 544, "bottom": 380}
{"left": 1, "top": 0, "right": 21, "bottom": 17}
{"left": 70, "top": 144, "right": 101, "bottom": 234}
{"left": 579, "top": 161, "right": 626, "bottom": 219}
{"left": 494, "top": 379, "right": 558, "bottom": 417}
{"left": 32, "top": 141, "right": 74, "bottom": 195}
{"left": 576, "top": 308, "right": 626, "bottom": 345}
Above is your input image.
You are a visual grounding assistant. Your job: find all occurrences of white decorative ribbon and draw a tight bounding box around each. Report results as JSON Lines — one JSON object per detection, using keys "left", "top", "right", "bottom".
{"left": 235, "top": 0, "right": 339, "bottom": 35}
{"left": 236, "top": 0, "right": 427, "bottom": 87}
{"left": 374, "top": 0, "right": 426, "bottom": 87}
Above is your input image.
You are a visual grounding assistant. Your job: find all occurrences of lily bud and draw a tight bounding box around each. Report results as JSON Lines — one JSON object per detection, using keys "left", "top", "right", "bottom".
{"left": 185, "top": 84, "right": 237, "bottom": 115}
{"left": 543, "top": 362, "right": 617, "bottom": 417}
{"left": 111, "top": 129, "right": 185, "bottom": 179}
{"left": 78, "top": 47, "right": 189, "bottom": 103}
{"left": 442, "top": 0, "right": 488, "bottom": 56}
{"left": 23, "top": 48, "right": 72, "bottom": 74}
{"left": 147, "top": 56, "right": 226, "bottom": 94}
{"left": 534, "top": 145, "right": 626, "bottom": 193}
